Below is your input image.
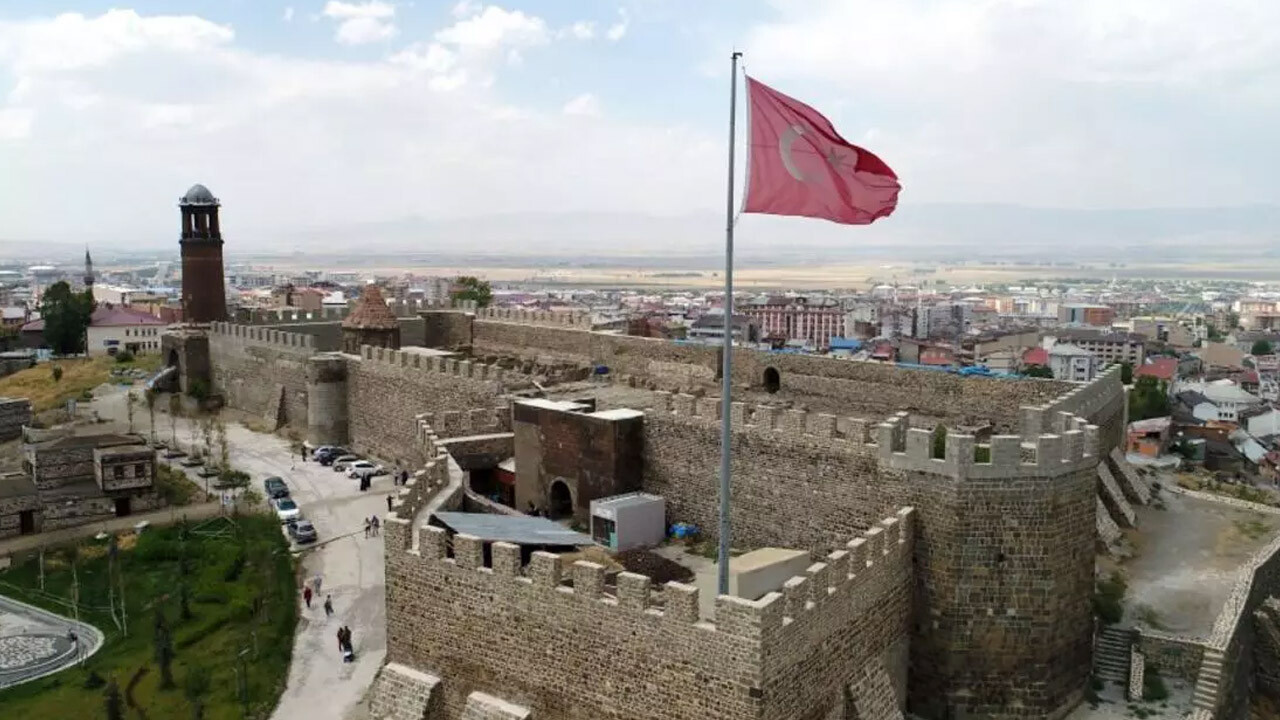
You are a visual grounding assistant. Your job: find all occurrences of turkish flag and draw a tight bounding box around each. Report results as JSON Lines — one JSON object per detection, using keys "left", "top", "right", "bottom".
{"left": 743, "top": 76, "right": 900, "bottom": 225}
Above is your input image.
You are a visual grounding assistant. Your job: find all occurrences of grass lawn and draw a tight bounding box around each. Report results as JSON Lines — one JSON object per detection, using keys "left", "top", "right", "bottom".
{"left": 0, "top": 354, "right": 163, "bottom": 413}
{"left": 0, "top": 512, "right": 297, "bottom": 720}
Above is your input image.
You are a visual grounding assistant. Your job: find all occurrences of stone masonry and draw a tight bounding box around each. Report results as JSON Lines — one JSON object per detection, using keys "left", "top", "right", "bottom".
{"left": 193, "top": 308, "right": 1127, "bottom": 720}
{"left": 0, "top": 397, "right": 32, "bottom": 441}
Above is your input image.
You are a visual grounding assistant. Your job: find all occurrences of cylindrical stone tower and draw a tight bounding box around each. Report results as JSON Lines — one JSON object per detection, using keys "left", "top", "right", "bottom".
{"left": 307, "top": 354, "right": 349, "bottom": 447}
{"left": 179, "top": 183, "right": 227, "bottom": 324}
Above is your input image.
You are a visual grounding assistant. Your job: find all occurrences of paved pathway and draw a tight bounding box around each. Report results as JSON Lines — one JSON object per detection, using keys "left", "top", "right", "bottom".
{"left": 0, "top": 593, "right": 104, "bottom": 689}
{"left": 91, "top": 386, "right": 396, "bottom": 720}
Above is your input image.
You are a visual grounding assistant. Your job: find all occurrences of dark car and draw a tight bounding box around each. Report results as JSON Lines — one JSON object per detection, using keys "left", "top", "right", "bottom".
{"left": 287, "top": 519, "right": 318, "bottom": 544}
{"left": 263, "top": 476, "right": 289, "bottom": 499}
{"left": 316, "top": 447, "right": 349, "bottom": 466}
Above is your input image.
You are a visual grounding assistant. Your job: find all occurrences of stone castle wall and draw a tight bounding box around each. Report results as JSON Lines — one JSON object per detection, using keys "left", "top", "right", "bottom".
{"left": 346, "top": 347, "right": 512, "bottom": 467}
{"left": 208, "top": 322, "right": 317, "bottom": 431}
{"left": 0, "top": 397, "right": 33, "bottom": 441}
{"left": 639, "top": 390, "right": 1101, "bottom": 719}
{"left": 730, "top": 348, "right": 1073, "bottom": 429}
{"left": 382, "top": 508, "right": 915, "bottom": 720}
{"left": 470, "top": 317, "right": 720, "bottom": 392}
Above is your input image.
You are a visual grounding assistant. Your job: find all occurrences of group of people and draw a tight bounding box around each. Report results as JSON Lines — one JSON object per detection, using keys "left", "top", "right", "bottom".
{"left": 364, "top": 515, "right": 380, "bottom": 537}
{"left": 337, "top": 625, "right": 355, "bottom": 662}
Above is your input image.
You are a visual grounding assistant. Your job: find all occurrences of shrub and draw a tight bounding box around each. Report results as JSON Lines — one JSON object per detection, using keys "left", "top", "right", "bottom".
{"left": 187, "top": 378, "right": 210, "bottom": 402}
{"left": 51, "top": 365, "right": 63, "bottom": 382}
{"left": 114, "top": 350, "right": 134, "bottom": 363}
{"left": 1093, "top": 571, "right": 1127, "bottom": 625}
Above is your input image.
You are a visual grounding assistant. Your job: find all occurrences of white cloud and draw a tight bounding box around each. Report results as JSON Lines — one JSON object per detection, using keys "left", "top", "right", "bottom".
{"left": 434, "top": 6, "right": 548, "bottom": 53}
{"left": 742, "top": 0, "right": 1280, "bottom": 208}
{"left": 562, "top": 92, "right": 600, "bottom": 117}
{"left": 563, "top": 21, "right": 595, "bottom": 40}
{"left": 605, "top": 9, "right": 628, "bottom": 41}
{"left": 0, "top": 8, "right": 720, "bottom": 246}
{"left": 0, "top": 108, "right": 34, "bottom": 140}
{"left": 283, "top": 7, "right": 295, "bottom": 22}
{"left": 322, "top": 1, "right": 397, "bottom": 45}
{"left": 451, "top": 0, "right": 480, "bottom": 19}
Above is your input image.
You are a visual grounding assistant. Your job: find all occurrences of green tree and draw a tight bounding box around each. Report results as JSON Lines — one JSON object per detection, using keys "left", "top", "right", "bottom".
{"left": 184, "top": 665, "right": 211, "bottom": 720}
{"left": 1120, "top": 361, "right": 1134, "bottom": 384}
{"left": 38, "top": 280, "right": 95, "bottom": 355}
{"left": 451, "top": 276, "right": 493, "bottom": 308}
{"left": 1128, "top": 376, "right": 1171, "bottom": 421}
{"left": 931, "top": 425, "right": 947, "bottom": 459}
{"left": 1251, "top": 340, "right": 1273, "bottom": 356}
{"left": 154, "top": 605, "right": 176, "bottom": 689}
{"left": 1024, "top": 364, "right": 1054, "bottom": 378}
{"left": 104, "top": 678, "right": 124, "bottom": 720}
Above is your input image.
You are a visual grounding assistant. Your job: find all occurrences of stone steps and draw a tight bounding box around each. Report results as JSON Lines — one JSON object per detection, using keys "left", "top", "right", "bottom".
{"left": 1191, "top": 649, "right": 1225, "bottom": 710}
{"left": 1094, "top": 627, "right": 1133, "bottom": 683}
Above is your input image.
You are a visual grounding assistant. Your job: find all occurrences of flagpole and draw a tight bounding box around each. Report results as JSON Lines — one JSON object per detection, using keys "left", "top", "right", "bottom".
{"left": 717, "top": 50, "right": 742, "bottom": 596}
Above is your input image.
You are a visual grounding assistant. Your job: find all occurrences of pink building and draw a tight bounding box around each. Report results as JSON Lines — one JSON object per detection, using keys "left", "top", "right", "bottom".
{"left": 740, "top": 295, "right": 844, "bottom": 349}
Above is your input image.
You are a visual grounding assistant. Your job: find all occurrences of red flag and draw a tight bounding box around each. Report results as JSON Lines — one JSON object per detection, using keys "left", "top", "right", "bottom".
{"left": 743, "top": 76, "right": 900, "bottom": 225}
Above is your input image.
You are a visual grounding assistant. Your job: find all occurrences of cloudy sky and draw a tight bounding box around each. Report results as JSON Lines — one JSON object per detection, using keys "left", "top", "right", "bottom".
{"left": 1, "top": 0, "right": 1278, "bottom": 248}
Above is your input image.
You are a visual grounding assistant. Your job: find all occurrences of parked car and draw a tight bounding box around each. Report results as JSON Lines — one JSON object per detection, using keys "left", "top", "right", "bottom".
{"left": 346, "top": 461, "right": 386, "bottom": 479}
{"left": 332, "top": 455, "right": 361, "bottom": 472}
{"left": 263, "top": 476, "right": 289, "bottom": 499}
{"left": 287, "top": 518, "right": 317, "bottom": 544}
{"left": 311, "top": 446, "right": 335, "bottom": 461}
{"left": 273, "top": 497, "right": 301, "bottom": 523}
{"left": 316, "top": 447, "right": 349, "bottom": 465}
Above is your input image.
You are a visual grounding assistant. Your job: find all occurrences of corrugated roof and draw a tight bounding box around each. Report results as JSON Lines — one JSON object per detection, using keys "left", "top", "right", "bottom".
{"left": 433, "top": 512, "right": 594, "bottom": 546}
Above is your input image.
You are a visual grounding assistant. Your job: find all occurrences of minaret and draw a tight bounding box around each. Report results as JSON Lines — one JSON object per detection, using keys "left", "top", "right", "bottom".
{"left": 83, "top": 247, "right": 95, "bottom": 289}
{"left": 178, "top": 183, "right": 227, "bottom": 323}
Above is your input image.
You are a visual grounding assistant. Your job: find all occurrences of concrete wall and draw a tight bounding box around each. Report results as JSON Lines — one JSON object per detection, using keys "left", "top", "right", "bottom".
{"left": 208, "top": 323, "right": 317, "bottom": 431}
{"left": 382, "top": 508, "right": 914, "bottom": 720}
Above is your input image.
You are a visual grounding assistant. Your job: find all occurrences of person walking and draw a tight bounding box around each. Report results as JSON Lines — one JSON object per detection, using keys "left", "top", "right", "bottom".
{"left": 323, "top": 594, "right": 333, "bottom": 618}
{"left": 312, "top": 575, "right": 322, "bottom": 594}
{"left": 364, "top": 517, "right": 371, "bottom": 538}
{"left": 371, "top": 515, "right": 380, "bottom": 537}
{"left": 336, "top": 626, "right": 346, "bottom": 654}
{"left": 302, "top": 445, "right": 308, "bottom": 462}
{"left": 303, "top": 585, "right": 313, "bottom": 609}
{"left": 387, "top": 495, "right": 393, "bottom": 513}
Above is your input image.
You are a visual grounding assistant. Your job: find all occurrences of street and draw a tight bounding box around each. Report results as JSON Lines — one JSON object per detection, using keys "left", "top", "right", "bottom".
{"left": 91, "top": 386, "right": 393, "bottom": 720}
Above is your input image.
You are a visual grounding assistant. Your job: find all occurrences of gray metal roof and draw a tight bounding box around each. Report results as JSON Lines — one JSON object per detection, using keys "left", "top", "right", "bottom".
{"left": 591, "top": 492, "right": 663, "bottom": 512}
{"left": 180, "top": 183, "right": 218, "bottom": 206}
{"left": 433, "top": 512, "right": 593, "bottom": 546}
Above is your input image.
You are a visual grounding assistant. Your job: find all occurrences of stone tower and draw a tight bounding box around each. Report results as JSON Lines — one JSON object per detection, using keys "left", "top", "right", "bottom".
{"left": 179, "top": 183, "right": 227, "bottom": 324}
{"left": 83, "top": 247, "right": 94, "bottom": 289}
{"left": 342, "top": 284, "right": 399, "bottom": 354}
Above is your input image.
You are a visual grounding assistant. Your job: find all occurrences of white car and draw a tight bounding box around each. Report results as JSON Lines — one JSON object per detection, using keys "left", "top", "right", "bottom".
{"left": 273, "top": 497, "right": 301, "bottom": 523}
{"left": 347, "top": 461, "right": 385, "bottom": 478}
{"left": 332, "top": 455, "right": 360, "bottom": 472}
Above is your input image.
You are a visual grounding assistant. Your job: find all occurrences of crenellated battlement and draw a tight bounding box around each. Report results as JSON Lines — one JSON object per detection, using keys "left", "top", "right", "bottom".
{"left": 475, "top": 307, "right": 593, "bottom": 328}
{"left": 356, "top": 345, "right": 510, "bottom": 384}
{"left": 392, "top": 507, "right": 912, "bottom": 642}
{"left": 1020, "top": 363, "right": 1124, "bottom": 439}
{"left": 644, "top": 391, "right": 877, "bottom": 448}
{"left": 646, "top": 391, "right": 1098, "bottom": 480}
{"left": 209, "top": 321, "right": 316, "bottom": 351}
{"left": 234, "top": 306, "right": 350, "bottom": 324}
{"left": 391, "top": 298, "right": 477, "bottom": 317}
{"left": 774, "top": 507, "right": 914, "bottom": 628}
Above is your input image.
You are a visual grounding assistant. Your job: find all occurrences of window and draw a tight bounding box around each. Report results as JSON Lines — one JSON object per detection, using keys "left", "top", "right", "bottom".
{"left": 113, "top": 466, "right": 124, "bottom": 479}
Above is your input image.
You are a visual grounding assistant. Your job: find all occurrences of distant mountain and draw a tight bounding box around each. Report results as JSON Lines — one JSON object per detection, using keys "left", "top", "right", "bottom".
{"left": 5, "top": 203, "right": 1278, "bottom": 265}
{"left": 249, "top": 203, "right": 1280, "bottom": 264}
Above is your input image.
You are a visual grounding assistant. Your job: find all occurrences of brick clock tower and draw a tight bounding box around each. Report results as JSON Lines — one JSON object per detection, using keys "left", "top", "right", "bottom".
{"left": 179, "top": 183, "right": 227, "bottom": 323}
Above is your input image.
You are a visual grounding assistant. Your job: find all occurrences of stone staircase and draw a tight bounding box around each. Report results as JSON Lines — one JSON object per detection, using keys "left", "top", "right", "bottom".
{"left": 1094, "top": 626, "right": 1134, "bottom": 684}
{"left": 1191, "top": 648, "right": 1225, "bottom": 711}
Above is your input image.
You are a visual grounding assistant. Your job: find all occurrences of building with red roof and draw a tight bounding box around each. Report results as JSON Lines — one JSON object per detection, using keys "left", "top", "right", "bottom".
{"left": 1136, "top": 357, "right": 1178, "bottom": 383}
{"left": 22, "top": 305, "right": 168, "bottom": 356}
{"left": 1022, "top": 347, "right": 1049, "bottom": 368}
